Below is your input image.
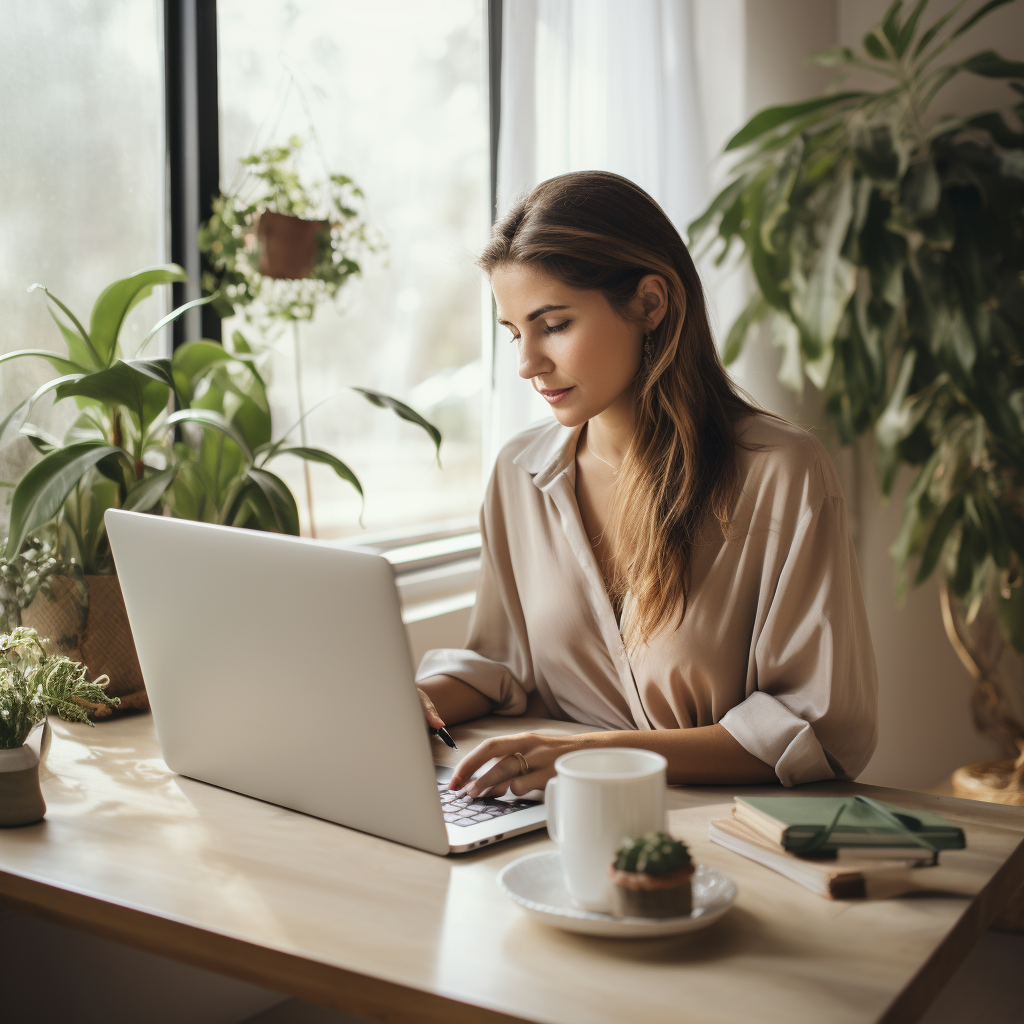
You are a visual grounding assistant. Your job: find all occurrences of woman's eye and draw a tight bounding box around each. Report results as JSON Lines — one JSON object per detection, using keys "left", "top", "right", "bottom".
{"left": 545, "top": 320, "right": 570, "bottom": 334}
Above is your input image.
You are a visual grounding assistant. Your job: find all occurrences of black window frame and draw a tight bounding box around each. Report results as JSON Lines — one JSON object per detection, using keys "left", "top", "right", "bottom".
{"left": 164, "top": 0, "right": 221, "bottom": 348}
{"left": 165, "top": 0, "right": 501, "bottom": 341}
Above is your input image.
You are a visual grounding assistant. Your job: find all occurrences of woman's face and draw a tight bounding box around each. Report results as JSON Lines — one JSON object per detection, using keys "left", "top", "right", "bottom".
{"left": 491, "top": 264, "right": 660, "bottom": 428}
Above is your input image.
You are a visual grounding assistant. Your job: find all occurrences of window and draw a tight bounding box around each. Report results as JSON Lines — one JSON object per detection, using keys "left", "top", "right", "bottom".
{"left": 0, "top": 1, "right": 165, "bottom": 492}
{"left": 216, "top": 0, "right": 488, "bottom": 539}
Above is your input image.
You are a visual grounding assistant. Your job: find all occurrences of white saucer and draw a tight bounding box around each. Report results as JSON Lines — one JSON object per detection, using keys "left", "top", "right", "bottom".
{"left": 497, "top": 851, "right": 737, "bottom": 938}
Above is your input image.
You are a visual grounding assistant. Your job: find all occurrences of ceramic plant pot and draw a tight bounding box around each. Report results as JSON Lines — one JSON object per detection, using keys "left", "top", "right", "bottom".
{"left": 0, "top": 743, "right": 45, "bottom": 827}
{"left": 256, "top": 210, "right": 329, "bottom": 279}
{"left": 951, "top": 752, "right": 1024, "bottom": 806}
{"left": 941, "top": 585, "right": 1024, "bottom": 929}
{"left": 21, "top": 573, "right": 148, "bottom": 718}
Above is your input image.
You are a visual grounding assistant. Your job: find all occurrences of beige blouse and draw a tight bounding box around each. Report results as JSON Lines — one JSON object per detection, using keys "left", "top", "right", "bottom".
{"left": 416, "top": 413, "right": 878, "bottom": 785}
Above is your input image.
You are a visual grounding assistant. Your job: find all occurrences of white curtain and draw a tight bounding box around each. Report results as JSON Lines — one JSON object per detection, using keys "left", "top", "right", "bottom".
{"left": 488, "top": 0, "right": 709, "bottom": 458}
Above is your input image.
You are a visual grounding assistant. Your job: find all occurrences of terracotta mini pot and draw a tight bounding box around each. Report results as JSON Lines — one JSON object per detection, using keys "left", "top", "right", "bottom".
{"left": 0, "top": 744, "right": 45, "bottom": 827}
{"left": 256, "top": 210, "right": 329, "bottom": 280}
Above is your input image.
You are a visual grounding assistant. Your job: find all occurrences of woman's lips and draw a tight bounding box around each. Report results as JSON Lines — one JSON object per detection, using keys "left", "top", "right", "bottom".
{"left": 539, "top": 387, "right": 574, "bottom": 404}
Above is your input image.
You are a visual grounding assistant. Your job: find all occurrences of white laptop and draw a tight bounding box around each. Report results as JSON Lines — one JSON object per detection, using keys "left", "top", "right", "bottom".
{"left": 104, "top": 509, "right": 547, "bottom": 855}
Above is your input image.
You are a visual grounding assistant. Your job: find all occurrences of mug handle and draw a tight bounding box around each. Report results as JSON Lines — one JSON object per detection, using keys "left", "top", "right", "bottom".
{"left": 545, "top": 777, "right": 560, "bottom": 844}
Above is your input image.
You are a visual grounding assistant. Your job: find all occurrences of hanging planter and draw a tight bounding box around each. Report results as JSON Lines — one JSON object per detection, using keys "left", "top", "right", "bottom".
{"left": 256, "top": 211, "right": 330, "bottom": 280}
{"left": 199, "top": 135, "right": 442, "bottom": 539}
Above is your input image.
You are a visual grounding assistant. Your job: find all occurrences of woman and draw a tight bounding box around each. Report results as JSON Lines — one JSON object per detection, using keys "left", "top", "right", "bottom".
{"left": 417, "top": 171, "right": 877, "bottom": 800}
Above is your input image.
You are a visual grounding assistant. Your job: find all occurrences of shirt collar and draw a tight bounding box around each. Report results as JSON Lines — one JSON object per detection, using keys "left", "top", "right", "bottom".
{"left": 511, "top": 420, "right": 583, "bottom": 491}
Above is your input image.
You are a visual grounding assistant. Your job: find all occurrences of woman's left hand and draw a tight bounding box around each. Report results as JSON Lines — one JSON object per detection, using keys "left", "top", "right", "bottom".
{"left": 449, "top": 731, "right": 590, "bottom": 797}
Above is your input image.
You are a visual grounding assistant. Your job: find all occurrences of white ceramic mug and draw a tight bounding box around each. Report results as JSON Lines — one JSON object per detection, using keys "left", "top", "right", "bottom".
{"left": 545, "top": 748, "right": 667, "bottom": 912}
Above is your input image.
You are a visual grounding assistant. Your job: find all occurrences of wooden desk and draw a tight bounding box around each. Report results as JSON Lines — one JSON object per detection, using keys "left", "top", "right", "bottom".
{"left": 1, "top": 715, "right": 1022, "bottom": 1024}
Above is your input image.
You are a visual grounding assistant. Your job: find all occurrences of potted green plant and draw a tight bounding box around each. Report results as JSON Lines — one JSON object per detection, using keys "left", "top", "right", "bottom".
{"left": 689, "top": 0, "right": 1024, "bottom": 801}
{"left": 0, "top": 626, "right": 117, "bottom": 825}
{"left": 199, "top": 135, "right": 390, "bottom": 536}
{"left": 0, "top": 266, "right": 440, "bottom": 714}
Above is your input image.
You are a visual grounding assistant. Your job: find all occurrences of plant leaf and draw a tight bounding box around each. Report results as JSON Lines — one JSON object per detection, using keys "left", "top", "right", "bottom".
{"left": 19, "top": 424, "right": 61, "bottom": 456}
{"left": 88, "top": 265, "right": 187, "bottom": 367}
{"left": 790, "top": 170, "right": 857, "bottom": 369}
{"left": 0, "top": 348, "right": 84, "bottom": 376}
{"left": 0, "top": 374, "right": 84, "bottom": 450}
{"left": 239, "top": 467, "right": 300, "bottom": 535}
{"left": 122, "top": 466, "right": 179, "bottom": 512}
{"left": 897, "top": 0, "right": 930, "bottom": 55}
{"left": 135, "top": 292, "right": 219, "bottom": 358}
{"left": 912, "top": 2, "right": 964, "bottom": 60}
{"left": 687, "top": 175, "right": 750, "bottom": 246}
{"left": 352, "top": 388, "right": 442, "bottom": 462}
{"left": 951, "top": 0, "right": 1016, "bottom": 40}
{"left": 171, "top": 340, "right": 236, "bottom": 401}
{"left": 769, "top": 311, "right": 804, "bottom": 393}
{"left": 55, "top": 361, "right": 170, "bottom": 432}
{"left": 166, "top": 408, "right": 254, "bottom": 464}
{"left": 5, "top": 441, "right": 127, "bottom": 558}
{"left": 863, "top": 29, "right": 891, "bottom": 60}
{"left": 725, "top": 93, "right": 866, "bottom": 151}
{"left": 124, "top": 357, "right": 183, "bottom": 404}
{"left": 262, "top": 445, "right": 363, "bottom": 499}
{"left": 810, "top": 45, "right": 857, "bottom": 68}
{"left": 881, "top": 1, "right": 904, "bottom": 50}
{"left": 960, "top": 50, "right": 1024, "bottom": 80}
{"left": 915, "top": 493, "right": 965, "bottom": 584}
{"left": 759, "top": 140, "right": 804, "bottom": 253}
{"left": 27, "top": 284, "right": 102, "bottom": 368}
{"left": 722, "top": 294, "right": 770, "bottom": 365}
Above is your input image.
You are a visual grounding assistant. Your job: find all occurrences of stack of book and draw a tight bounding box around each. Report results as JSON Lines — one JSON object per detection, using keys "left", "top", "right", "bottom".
{"left": 709, "top": 796, "right": 966, "bottom": 899}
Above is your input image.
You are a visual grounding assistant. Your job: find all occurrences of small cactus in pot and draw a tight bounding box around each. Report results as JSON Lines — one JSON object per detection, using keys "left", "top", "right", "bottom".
{"left": 608, "top": 832, "right": 695, "bottom": 919}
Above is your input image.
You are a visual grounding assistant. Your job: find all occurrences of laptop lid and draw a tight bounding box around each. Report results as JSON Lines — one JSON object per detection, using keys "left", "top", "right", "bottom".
{"left": 105, "top": 509, "right": 449, "bottom": 856}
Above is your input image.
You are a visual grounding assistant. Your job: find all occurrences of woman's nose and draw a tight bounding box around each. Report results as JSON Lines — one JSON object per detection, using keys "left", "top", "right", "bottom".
{"left": 517, "top": 335, "right": 552, "bottom": 380}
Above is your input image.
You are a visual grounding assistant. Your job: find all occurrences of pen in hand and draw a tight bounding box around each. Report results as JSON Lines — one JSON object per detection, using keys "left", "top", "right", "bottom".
{"left": 432, "top": 726, "right": 458, "bottom": 750}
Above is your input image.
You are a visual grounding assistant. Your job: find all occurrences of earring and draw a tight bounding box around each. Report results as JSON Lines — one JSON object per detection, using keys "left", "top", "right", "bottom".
{"left": 642, "top": 332, "right": 654, "bottom": 366}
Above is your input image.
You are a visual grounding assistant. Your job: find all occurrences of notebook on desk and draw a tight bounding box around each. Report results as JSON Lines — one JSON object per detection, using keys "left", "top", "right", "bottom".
{"left": 733, "top": 795, "right": 966, "bottom": 854}
{"left": 105, "top": 509, "right": 547, "bottom": 856}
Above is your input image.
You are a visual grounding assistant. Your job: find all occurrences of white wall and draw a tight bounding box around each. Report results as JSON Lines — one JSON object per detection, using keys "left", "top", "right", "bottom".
{"left": 726, "top": 0, "right": 1024, "bottom": 789}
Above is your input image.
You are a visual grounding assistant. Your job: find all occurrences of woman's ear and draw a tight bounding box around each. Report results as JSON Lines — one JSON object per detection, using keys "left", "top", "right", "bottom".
{"left": 636, "top": 274, "right": 669, "bottom": 330}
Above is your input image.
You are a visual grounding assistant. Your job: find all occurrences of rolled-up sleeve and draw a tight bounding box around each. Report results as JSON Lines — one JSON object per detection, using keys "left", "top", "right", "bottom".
{"left": 719, "top": 496, "right": 878, "bottom": 786}
{"left": 415, "top": 468, "right": 535, "bottom": 715}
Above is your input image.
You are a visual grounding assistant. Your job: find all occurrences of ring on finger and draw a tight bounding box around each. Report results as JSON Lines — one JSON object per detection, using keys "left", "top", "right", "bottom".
{"left": 512, "top": 751, "right": 529, "bottom": 776}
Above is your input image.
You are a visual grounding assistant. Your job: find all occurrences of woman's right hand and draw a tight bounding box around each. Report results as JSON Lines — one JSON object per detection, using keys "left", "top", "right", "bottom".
{"left": 417, "top": 687, "right": 446, "bottom": 730}
{"left": 416, "top": 675, "right": 494, "bottom": 731}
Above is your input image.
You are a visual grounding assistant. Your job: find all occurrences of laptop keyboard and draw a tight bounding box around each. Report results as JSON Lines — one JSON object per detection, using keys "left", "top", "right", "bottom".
{"left": 437, "top": 782, "right": 536, "bottom": 826}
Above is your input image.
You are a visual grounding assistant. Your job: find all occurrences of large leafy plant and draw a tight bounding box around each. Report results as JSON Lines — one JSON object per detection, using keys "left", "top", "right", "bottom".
{"left": 689, "top": 0, "right": 1024, "bottom": 654}
{"left": 0, "top": 266, "right": 440, "bottom": 574}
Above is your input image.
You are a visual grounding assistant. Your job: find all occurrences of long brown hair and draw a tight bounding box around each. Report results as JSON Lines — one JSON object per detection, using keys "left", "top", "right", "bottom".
{"left": 479, "top": 171, "right": 758, "bottom": 646}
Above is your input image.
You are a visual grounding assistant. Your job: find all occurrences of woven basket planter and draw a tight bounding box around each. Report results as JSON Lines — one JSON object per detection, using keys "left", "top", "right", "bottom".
{"left": 21, "top": 574, "right": 148, "bottom": 718}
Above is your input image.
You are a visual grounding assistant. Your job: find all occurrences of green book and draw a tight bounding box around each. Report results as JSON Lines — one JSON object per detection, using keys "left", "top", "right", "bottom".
{"left": 734, "top": 796, "right": 966, "bottom": 854}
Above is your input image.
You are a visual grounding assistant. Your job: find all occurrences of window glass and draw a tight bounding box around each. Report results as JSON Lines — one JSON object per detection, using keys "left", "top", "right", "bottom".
{"left": 0, "top": 1, "right": 164, "bottom": 505}
{"left": 217, "top": 0, "right": 486, "bottom": 539}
